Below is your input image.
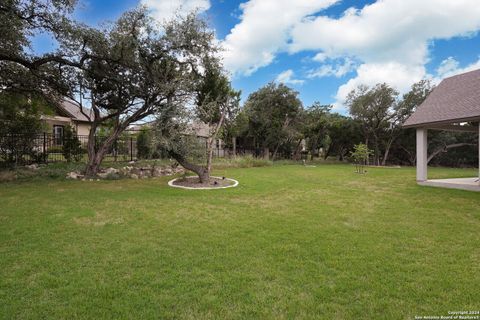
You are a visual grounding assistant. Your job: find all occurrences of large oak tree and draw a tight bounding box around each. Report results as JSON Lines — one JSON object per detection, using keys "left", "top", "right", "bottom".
{"left": 1, "top": 1, "right": 218, "bottom": 176}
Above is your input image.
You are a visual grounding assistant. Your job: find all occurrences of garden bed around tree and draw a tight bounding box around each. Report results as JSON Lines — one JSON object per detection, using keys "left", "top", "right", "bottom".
{"left": 168, "top": 175, "right": 238, "bottom": 189}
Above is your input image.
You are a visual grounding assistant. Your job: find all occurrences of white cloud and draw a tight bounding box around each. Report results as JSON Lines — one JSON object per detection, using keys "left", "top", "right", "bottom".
{"left": 307, "top": 58, "right": 356, "bottom": 78}
{"left": 142, "top": 0, "right": 210, "bottom": 23}
{"left": 275, "top": 69, "right": 304, "bottom": 85}
{"left": 287, "top": 0, "right": 480, "bottom": 107}
{"left": 221, "top": 0, "right": 339, "bottom": 76}
{"left": 290, "top": 0, "right": 480, "bottom": 65}
{"left": 436, "top": 57, "right": 460, "bottom": 77}
{"left": 332, "top": 62, "right": 425, "bottom": 111}
{"left": 221, "top": 0, "right": 480, "bottom": 109}
{"left": 312, "top": 52, "right": 327, "bottom": 63}
{"left": 434, "top": 56, "right": 480, "bottom": 79}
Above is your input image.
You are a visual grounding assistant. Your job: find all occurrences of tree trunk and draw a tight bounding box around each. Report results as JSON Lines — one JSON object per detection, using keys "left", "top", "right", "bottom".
{"left": 293, "top": 139, "right": 302, "bottom": 161}
{"left": 365, "top": 137, "right": 369, "bottom": 166}
{"left": 232, "top": 137, "right": 236, "bottom": 159}
{"left": 400, "top": 146, "right": 416, "bottom": 166}
{"left": 264, "top": 147, "right": 269, "bottom": 160}
{"left": 204, "top": 113, "right": 226, "bottom": 182}
{"left": 324, "top": 142, "right": 334, "bottom": 160}
{"left": 381, "top": 138, "right": 394, "bottom": 166}
{"left": 172, "top": 152, "right": 209, "bottom": 183}
{"left": 271, "top": 143, "right": 280, "bottom": 161}
{"left": 427, "top": 143, "right": 476, "bottom": 164}
{"left": 372, "top": 135, "right": 380, "bottom": 166}
{"left": 85, "top": 127, "right": 122, "bottom": 177}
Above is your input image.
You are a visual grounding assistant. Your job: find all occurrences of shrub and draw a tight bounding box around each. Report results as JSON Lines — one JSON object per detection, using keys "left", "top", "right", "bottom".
{"left": 137, "top": 128, "right": 152, "bottom": 159}
{"left": 213, "top": 155, "right": 272, "bottom": 168}
{"left": 48, "top": 146, "right": 64, "bottom": 154}
{"left": 350, "top": 143, "right": 372, "bottom": 174}
{"left": 62, "top": 126, "right": 83, "bottom": 162}
{"left": 0, "top": 93, "right": 45, "bottom": 167}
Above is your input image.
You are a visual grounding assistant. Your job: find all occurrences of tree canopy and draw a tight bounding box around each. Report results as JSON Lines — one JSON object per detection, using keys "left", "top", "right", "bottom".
{"left": 243, "top": 82, "right": 303, "bottom": 160}
{"left": 1, "top": 1, "right": 220, "bottom": 176}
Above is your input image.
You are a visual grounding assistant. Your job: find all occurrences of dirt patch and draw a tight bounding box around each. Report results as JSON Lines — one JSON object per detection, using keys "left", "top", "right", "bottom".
{"left": 169, "top": 176, "right": 238, "bottom": 189}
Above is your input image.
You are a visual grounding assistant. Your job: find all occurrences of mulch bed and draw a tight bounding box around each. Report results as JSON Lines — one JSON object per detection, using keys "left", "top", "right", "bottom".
{"left": 171, "top": 176, "right": 235, "bottom": 188}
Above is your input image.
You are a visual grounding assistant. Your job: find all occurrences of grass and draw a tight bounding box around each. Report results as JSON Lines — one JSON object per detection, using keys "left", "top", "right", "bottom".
{"left": 0, "top": 164, "right": 479, "bottom": 319}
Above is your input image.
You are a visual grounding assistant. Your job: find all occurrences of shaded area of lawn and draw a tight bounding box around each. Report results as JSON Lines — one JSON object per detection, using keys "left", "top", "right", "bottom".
{"left": 0, "top": 165, "right": 479, "bottom": 319}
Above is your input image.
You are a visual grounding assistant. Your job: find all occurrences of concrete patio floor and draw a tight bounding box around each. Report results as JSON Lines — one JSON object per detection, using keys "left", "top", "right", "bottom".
{"left": 418, "top": 177, "right": 480, "bottom": 192}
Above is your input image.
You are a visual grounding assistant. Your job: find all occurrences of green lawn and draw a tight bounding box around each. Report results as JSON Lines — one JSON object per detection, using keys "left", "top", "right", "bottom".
{"left": 1, "top": 164, "right": 479, "bottom": 319}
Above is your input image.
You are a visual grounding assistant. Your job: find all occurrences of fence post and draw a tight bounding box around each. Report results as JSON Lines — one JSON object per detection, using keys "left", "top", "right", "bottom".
{"left": 130, "top": 137, "right": 133, "bottom": 162}
{"left": 43, "top": 132, "right": 47, "bottom": 164}
{"left": 114, "top": 139, "right": 118, "bottom": 162}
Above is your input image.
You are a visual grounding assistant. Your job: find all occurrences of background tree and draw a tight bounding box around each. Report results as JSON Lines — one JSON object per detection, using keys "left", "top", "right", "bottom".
{"left": 302, "top": 103, "right": 331, "bottom": 160}
{"left": 0, "top": 0, "right": 82, "bottom": 101}
{"left": 243, "top": 82, "right": 303, "bottom": 160}
{"left": 0, "top": 92, "right": 47, "bottom": 166}
{"left": 383, "top": 80, "right": 434, "bottom": 165}
{"left": 323, "top": 114, "right": 362, "bottom": 161}
{"left": 347, "top": 83, "right": 398, "bottom": 166}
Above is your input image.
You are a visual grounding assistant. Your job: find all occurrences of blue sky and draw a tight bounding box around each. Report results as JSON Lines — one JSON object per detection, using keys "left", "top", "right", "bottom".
{"left": 33, "top": 0, "right": 480, "bottom": 112}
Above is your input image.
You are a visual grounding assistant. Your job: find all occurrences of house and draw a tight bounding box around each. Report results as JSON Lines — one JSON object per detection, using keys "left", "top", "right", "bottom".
{"left": 403, "top": 69, "right": 480, "bottom": 192}
{"left": 40, "top": 99, "right": 93, "bottom": 142}
{"left": 187, "top": 121, "right": 227, "bottom": 157}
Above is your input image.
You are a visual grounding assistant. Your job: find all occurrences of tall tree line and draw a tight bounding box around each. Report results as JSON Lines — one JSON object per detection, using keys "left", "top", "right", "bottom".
{"left": 233, "top": 80, "right": 478, "bottom": 167}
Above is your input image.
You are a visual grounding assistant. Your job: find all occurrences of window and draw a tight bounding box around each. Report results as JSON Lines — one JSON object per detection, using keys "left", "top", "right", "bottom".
{"left": 53, "top": 125, "right": 64, "bottom": 146}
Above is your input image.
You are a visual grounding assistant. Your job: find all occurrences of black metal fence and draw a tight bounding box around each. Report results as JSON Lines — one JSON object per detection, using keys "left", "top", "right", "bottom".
{"left": 0, "top": 133, "right": 137, "bottom": 166}
{"left": 0, "top": 132, "right": 293, "bottom": 168}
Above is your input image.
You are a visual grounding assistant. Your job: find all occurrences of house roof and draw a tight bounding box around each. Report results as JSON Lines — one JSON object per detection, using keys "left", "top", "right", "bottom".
{"left": 403, "top": 69, "right": 480, "bottom": 127}
{"left": 58, "top": 99, "right": 93, "bottom": 123}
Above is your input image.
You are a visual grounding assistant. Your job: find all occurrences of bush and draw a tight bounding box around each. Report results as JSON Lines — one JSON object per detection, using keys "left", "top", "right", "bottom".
{"left": 63, "top": 126, "right": 83, "bottom": 162}
{"left": 213, "top": 155, "right": 272, "bottom": 168}
{"left": 0, "top": 93, "right": 49, "bottom": 167}
{"left": 350, "top": 143, "right": 372, "bottom": 174}
{"left": 48, "top": 146, "right": 64, "bottom": 154}
{"left": 137, "top": 128, "right": 152, "bottom": 159}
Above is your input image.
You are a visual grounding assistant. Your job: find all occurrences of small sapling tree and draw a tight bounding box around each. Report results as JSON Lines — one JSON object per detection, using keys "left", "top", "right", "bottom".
{"left": 350, "top": 143, "right": 371, "bottom": 174}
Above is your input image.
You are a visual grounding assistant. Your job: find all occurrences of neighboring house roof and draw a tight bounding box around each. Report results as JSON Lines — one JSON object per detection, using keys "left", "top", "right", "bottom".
{"left": 128, "top": 121, "right": 154, "bottom": 132}
{"left": 128, "top": 120, "right": 213, "bottom": 138}
{"left": 188, "top": 121, "right": 211, "bottom": 138}
{"left": 59, "top": 99, "right": 93, "bottom": 123}
{"left": 403, "top": 69, "right": 480, "bottom": 127}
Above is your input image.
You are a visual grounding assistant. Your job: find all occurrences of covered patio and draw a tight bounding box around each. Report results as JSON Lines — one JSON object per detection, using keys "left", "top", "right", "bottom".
{"left": 404, "top": 69, "right": 480, "bottom": 192}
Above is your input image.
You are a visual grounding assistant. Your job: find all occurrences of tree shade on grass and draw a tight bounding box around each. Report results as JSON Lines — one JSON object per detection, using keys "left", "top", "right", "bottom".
{"left": 0, "top": 165, "right": 479, "bottom": 319}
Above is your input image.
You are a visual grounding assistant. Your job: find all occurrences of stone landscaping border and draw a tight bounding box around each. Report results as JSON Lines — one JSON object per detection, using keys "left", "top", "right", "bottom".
{"left": 168, "top": 176, "right": 239, "bottom": 190}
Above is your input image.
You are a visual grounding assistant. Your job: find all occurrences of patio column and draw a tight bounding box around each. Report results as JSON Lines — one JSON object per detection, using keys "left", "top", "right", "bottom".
{"left": 416, "top": 128, "right": 428, "bottom": 182}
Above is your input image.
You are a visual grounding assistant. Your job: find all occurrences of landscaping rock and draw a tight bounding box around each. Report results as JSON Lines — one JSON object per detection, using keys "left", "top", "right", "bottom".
{"left": 152, "top": 168, "right": 161, "bottom": 177}
{"left": 97, "top": 167, "right": 119, "bottom": 179}
{"left": 66, "top": 171, "right": 84, "bottom": 180}
{"left": 105, "top": 167, "right": 119, "bottom": 175}
{"left": 130, "top": 173, "right": 139, "bottom": 179}
{"left": 174, "top": 167, "right": 185, "bottom": 174}
{"left": 26, "top": 164, "right": 39, "bottom": 170}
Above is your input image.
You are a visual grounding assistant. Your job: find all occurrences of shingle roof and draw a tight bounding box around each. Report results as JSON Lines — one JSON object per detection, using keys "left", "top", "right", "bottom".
{"left": 403, "top": 69, "right": 480, "bottom": 127}
{"left": 59, "top": 99, "right": 93, "bottom": 123}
